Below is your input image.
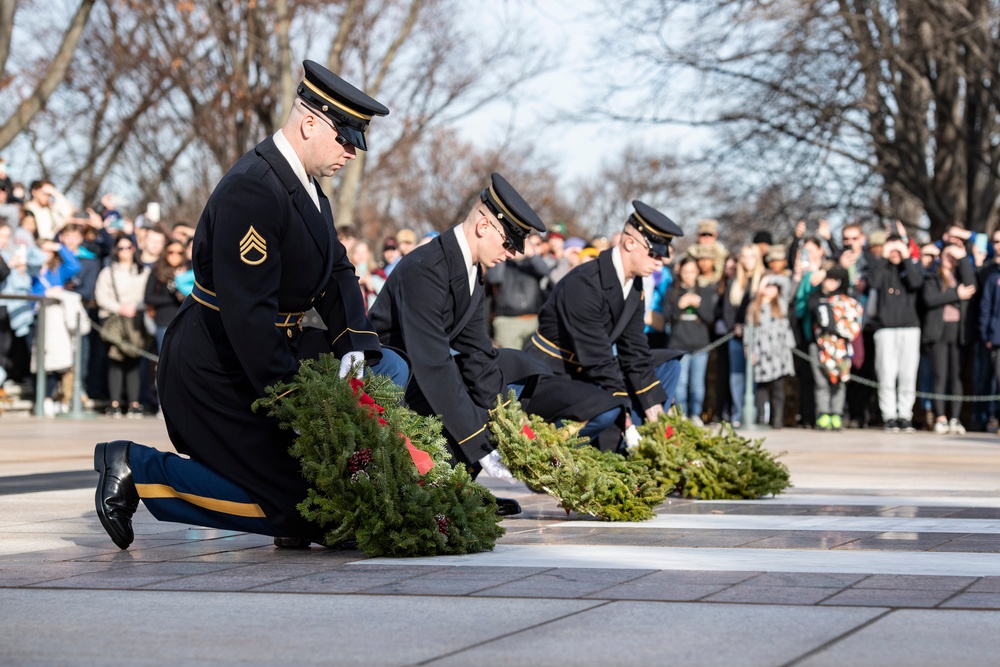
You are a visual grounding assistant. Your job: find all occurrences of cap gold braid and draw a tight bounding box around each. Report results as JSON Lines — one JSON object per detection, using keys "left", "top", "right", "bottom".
{"left": 302, "top": 78, "right": 372, "bottom": 121}
{"left": 488, "top": 183, "right": 532, "bottom": 231}
{"left": 630, "top": 211, "right": 673, "bottom": 239}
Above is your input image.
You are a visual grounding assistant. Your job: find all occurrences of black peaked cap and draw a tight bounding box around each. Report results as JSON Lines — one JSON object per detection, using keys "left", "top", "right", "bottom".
{"left": 629, "top": 200, "right": 683, "bottom": 256}
{"left": 297, "top": 60, "right": 389, "bottom": 151}
{"left": 480, "top": 172, "right": 546, "bottom": 253}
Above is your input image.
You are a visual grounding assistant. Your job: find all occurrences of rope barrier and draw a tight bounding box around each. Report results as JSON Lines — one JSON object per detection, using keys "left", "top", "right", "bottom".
{"left": 786, "top": 342, "right": 1000, "bottom": 403}
{"left": 689, "top": 330, "right": 736, "bottom": 356}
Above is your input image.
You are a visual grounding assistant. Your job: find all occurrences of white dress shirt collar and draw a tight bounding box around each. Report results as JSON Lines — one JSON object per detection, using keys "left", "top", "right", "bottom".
{"left": 611, "top": 246, "right": 633, "bottom": 299}
{"left": 453, "top": 226, "right": 477, "bottom": 295}
{"left": 273, "top": 130, "right": 320, "bottom": 211}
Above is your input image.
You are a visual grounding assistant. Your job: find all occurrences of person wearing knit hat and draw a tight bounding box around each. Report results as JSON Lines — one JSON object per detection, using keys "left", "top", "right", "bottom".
{"left": 752, "top": 230, "right": 772, "bottom": 260}
{"left": 690, "top": 218, "right": 727, "bottom": 283}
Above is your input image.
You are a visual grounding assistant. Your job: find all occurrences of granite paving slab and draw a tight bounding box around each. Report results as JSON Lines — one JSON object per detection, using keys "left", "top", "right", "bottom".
{"left": 797, "top": 609, "right": 1000, "bottom": 667}
{"left": 428, "top": 601, "right": 884, "bottom": 667}
{"left": 0, "top": 588, "right": 602, "bottom": 666}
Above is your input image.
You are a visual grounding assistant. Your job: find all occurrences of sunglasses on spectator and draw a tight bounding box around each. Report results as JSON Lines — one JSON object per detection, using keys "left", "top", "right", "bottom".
{"left": 116, "top": 245, "right": 134, "bottom": 251}
{"left": 166, "top": 250, "right": 183, "bottom": 255}
{"left": 842, "top": 235, "right": 861, "bottom": 242}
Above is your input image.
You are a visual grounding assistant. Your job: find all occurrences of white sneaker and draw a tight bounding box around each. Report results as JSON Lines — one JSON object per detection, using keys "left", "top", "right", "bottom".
{"left": 949, "top": 418, "right": 966, "bottom": 435}
{"left": 690, "top": 415, "right": 704, "bottom": 427}
{"left": 42, "top": 397, "right": 55, "bottom": 417}
{"left": 933, "top": 420, "right": 949, "bottom": 434}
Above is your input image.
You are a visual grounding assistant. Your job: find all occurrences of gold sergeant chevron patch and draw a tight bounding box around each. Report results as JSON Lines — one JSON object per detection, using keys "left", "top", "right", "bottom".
{"left": 240, "top": 226, "right": 267, "bottom": 265}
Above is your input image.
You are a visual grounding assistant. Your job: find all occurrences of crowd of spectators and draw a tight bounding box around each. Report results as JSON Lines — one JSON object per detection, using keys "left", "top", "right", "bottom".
{"left": 4, "top": 154, "right": 1000, "bottom": 434}
{"left": 0, "top": 158, "right": 194, "bottom": 416}
{"left": 481, "top": 212, "right": 1000, "bottom": 435}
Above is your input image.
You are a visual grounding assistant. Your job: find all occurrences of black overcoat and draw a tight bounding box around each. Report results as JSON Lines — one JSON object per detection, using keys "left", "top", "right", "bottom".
{"left": 369, "top": 228, "right": 542, "bottom": 467}
{"left": 525, "top": 249, "right": 674, "bottom": 436}
{"left": 157, "top": 136, "right": 380, "bottom": 538}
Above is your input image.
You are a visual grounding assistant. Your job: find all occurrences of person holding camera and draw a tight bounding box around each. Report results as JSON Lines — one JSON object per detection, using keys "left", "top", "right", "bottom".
{"left": 867, "top": 234, "right": 924, "bottom": 432}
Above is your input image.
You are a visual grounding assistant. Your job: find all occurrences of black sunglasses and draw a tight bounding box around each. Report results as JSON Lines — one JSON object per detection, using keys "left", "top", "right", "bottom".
{"left": 626, "top": 231, "right": 663, "bottom": 260}
{"left": 480, "top": 209, "right": 515, "bottom": 252}
{"left": 305, "top": 102, "right": 351, "bottom": 147}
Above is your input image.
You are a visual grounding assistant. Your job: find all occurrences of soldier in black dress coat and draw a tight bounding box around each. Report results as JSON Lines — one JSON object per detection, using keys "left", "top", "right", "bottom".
{"left": 93, "top": 62, "right": 405, "bottom": 550}
{"left": 524, "top": 201, "right": 684, "bottom": 451}
{"left": 369, "top": 173, "right": 549, "bottom": 498}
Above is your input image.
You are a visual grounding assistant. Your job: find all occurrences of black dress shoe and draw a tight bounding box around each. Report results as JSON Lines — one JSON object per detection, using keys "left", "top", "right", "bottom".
{"left": 495, "top": 497, "right": 522, "bottom": 516}
{"left": 94, "top": 441, "right": 139, "bottom": 550}
{"left": 273, "top": 537, "right": 312, "bottom": 548}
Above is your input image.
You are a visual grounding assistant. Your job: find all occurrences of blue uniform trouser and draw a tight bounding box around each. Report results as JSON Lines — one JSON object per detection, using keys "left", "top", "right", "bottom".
{"left": 130, "top": 350, "right": 409, "bottom": 535}
{"left": 578, "top": 358, "right": 681, "bottom": 443}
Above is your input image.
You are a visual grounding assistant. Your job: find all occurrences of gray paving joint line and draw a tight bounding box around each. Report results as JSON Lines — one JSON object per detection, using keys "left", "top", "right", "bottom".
{"left": 410, "top": 598, "right": 614, "bottom": 666}
{"left": 778, "top": 608, "right": 894, "bottom": 667}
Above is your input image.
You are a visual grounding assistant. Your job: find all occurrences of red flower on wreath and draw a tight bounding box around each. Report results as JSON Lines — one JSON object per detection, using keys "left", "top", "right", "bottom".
{"left": 522, "top": 424, "right": 536, "bottom": 440}
{"left": 664, "top": 425, "right": 674, "bottom": 439}
{"left": 349, "top": 378, "right": 434, "bottom": 475}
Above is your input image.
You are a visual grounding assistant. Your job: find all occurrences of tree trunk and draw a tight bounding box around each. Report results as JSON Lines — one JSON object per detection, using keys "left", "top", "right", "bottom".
{"left": 0, "top": 0, "right": 97, "bottom": 151}
{"left": 0, "top": 0, "right": 16, "bottom": 77}
{"left": 333, "top": 0, "right": 423, "bottom": 231}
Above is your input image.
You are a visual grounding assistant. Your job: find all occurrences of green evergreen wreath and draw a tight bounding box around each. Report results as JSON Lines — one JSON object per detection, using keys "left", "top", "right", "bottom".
{"left": 633, "top": 411, "right": 791, "bottom": 499}
{"left": 489, "top": 394, "right": 666, "bottom": 521}
{"left": 254, "top": 355, "right": 504, "bottom": 557}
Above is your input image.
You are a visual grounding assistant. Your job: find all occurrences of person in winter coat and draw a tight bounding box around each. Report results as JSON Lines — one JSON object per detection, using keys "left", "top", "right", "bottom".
{"left": 94, "top": 233, "right": 148, "bottom": 417}
{"left": 747, "top": 273, "right": 795, "bottom": 428}
{"left": 724, "top": 244, "right": 764, "bottom": 426}
{"left": 663, "top": 257, "right": 717, "bottom": 424}
{"left": 866, "top": 234, "right": 924, "bottom": 432}
{"left": 809, "top": 266, "right": 863, "bottom": 431}
{"left": 144, "top": 239, "right": 190, "bottom": 353}
{"left": 29, "top": 239, "right": 81, "bottom": 411}
{"left": 922, "top": 243, "right": 976, "bottom": 434}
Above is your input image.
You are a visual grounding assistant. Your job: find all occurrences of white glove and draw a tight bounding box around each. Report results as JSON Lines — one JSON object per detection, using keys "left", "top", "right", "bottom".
{"left": 479, "top": 449, "right": 516, "bottom": 485}
{"left": 338, "top": 350, "right": 365, "bottom": 379}
{"left": 624, "top": 424, "right": 642, "bottom": 450}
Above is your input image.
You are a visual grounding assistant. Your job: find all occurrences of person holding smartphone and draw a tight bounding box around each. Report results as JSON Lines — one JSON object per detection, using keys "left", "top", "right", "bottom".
{"left": 866, "top": 234, "right": 924, "bottom": 432}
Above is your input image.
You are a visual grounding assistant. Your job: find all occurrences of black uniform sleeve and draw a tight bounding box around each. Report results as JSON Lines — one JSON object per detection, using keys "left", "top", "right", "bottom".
{"left": 211, "top": 172, "right": 299, "bottom": 396}
{"left": 315, "top": 231, "right": 382, "bottom": 360}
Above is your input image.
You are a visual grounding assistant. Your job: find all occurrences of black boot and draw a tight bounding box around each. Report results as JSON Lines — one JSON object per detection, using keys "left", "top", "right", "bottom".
{"left": 94, "top": 441, "right": 139, "bottom": 549}
{"left": 494, "top": 497, "right": 522, "bottom": 516}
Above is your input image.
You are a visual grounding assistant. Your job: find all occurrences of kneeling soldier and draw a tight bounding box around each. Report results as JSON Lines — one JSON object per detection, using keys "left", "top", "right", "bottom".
{"left": 524, "top": 201, "right": 684, "bottom": 451}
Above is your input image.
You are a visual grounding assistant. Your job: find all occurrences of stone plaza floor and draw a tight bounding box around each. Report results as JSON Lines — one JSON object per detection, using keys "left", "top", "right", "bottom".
{"left": 2, "top": 414, "right": 1000, "bottom": 665}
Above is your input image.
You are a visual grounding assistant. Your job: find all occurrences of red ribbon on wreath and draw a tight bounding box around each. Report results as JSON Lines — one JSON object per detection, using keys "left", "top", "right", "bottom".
{"left": 349, "top": 378, "right": 434, "bottom": 475}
